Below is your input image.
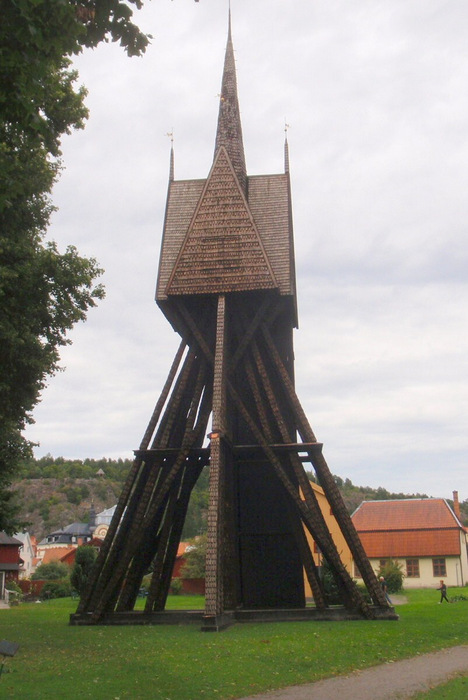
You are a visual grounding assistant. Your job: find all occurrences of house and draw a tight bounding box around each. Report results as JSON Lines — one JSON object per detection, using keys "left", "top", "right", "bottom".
{"left": 13, "top": 532, "right": 36, "bottom": 579}
{"left": 302, "top": 482, "right": 353, "bottom": 598}
{"left": 39, "top": 546, "right": 76, "bottom": 567}
{"left": 36, "top": 503, "right": 115, "bottom": 561}
{"left": 172, "top": 542, "right": 191, "bottom": 579}
{"left": 351, "top": 497, "right": 468, "bottom": 588}
{"left": 0, "top": 532, "right": 22, "bottom": 599}
{"left": 37, "top": 503, "right": 97, "bottom": 556}
{"left": 59, "top": 538, "right": 104, "bottom": 568}
{"left": 92, "top": 505, "right": 116, "bottom": 540}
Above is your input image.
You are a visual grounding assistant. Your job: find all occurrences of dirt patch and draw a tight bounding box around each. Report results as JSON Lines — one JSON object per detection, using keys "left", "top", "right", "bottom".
{"left": 237, "top": 646, "right": 468, "bottom": 700}
{"left": 389, "top": 594, "right": 408, "bottom": 605}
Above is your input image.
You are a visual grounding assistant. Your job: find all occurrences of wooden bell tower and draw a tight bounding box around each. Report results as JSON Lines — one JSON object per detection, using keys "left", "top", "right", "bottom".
{"left": 72, "top": 14, "right": 397, "bottom": 630}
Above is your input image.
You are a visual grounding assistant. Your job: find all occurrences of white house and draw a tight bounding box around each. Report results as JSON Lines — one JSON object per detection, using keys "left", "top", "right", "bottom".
{"left": 352, "top": 497, "right": 468, "bottom": 589}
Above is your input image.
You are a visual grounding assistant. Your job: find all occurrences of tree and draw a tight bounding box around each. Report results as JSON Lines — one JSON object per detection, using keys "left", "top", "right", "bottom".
{"left": 0, "top": 1, "right": 150, "bottom": 533}
{"left": 32, "top": 561, "right": 70, "bottom": 581}
{"left": 378, "top": 560, "right": 404, "bottom": 593}
{"left": 71, "top": 545, "right": 97, "bottom": 596}
{"left": 180, "top": 535, "right": 207, "bottom": 579}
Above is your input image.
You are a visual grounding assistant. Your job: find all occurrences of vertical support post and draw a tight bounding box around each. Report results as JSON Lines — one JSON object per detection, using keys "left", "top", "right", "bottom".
{"left": 204, "top": 294, "right": 229, "bottom": 628}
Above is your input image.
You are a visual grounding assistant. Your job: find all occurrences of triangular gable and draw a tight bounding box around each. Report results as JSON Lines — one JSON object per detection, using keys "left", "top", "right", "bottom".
{"left": 166, "top": 147, "right": 278, "bottom": 296}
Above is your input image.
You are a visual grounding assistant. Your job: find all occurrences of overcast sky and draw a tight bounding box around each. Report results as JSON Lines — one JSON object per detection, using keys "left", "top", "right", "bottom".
{"left": 26, "top": 0, "right": 468, "bottom": 501}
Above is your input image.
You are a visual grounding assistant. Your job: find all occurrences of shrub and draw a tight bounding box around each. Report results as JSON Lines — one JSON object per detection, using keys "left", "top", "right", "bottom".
{"left": 355, "top": 582, "right": 371, "bottom": 603}
{"left": 169, "top": 578, "right": 182, "bottom": 595}
{"left": 70, "top": 545, "right": 97, "bottom": 596}
{"left": 32, "top": 561, "right": 69, "bottom": 580}
{"left": 6, "top": 580, "right": 23, "bottom": 603}
{"left": 40, "top": 580, "right": 72, "bottom": 599}
{"left": 140, "top": 574, "right": 152, "bottom": 593}
{"left": 62, "top": 485, "right": 89, "bottom": 505}
{"left": 180, "top": 535, "right": 206, "bottom": 579}
{"left": 321, "top": 559, "right": 343, "bottom": 605}
{"left": 377, "top": 560, "right": 404, "bottom": 593}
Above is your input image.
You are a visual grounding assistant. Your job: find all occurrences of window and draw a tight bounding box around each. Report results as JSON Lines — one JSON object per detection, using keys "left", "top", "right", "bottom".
{"left": 406, "top": 559, "right": 420, "bottom": 578}
{"left": 354, "top": 563, "right": 362, "bottom": 579}
{"left": 379, "top": 559, "right": 388, "bottom": 570}
{"left": 432, "top": 558, "right": 446, "bottom": 577}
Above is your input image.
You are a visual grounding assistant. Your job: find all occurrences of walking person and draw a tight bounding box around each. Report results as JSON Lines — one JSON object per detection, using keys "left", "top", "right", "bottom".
{"left": 437, "top": 580, "right": 450, "bottom": 603}
{"left": 379, "top": 576, "right": 391, "bottom": 604}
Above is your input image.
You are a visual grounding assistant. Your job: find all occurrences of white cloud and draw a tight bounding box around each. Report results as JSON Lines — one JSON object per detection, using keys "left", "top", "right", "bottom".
{"left": 26, "top": 1, "right": 468, "bottom": 501}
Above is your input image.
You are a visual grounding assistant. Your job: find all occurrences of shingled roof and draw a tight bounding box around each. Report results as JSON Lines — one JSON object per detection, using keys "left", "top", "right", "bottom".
{"left": 156, "top": 14, "right": 296, "bottom": 314}
{"left": 352, "top": 499, "right": 464, "bottom": 558}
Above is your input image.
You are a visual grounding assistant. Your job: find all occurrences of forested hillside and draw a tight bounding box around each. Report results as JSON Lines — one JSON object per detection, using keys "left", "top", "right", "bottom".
{"left": 12, "top": 456, "right": 467, "bottom": 541}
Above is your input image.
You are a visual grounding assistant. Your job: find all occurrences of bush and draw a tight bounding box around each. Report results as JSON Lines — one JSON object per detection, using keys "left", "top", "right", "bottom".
{"left": 6, "top": 580, "right": 23, "bottom": 603}
{"left": 180, "top": 535, "right": 206, "bottom": 579}
{"left": 356, "top": 582, "right": 372, "bottom": 603}
{"left": 169, "top": 578, "right": 182, "bottom": 595}
{"left": 377, "top": 560, "right": 404, "bottom": 593}
{"left": 40, "top": 580, "right": 72, "bottom": 600}
{"left": 140, "top": 574, "right": 152, "bottom": 593}
{"left": 70, "top": 545, "right": 96, "bottom": 596}
{"left": 32, "top": 561, "right": 70, "bottom": 580}
{"left": 321, "top": 559, "right": 343, "bottom": 605}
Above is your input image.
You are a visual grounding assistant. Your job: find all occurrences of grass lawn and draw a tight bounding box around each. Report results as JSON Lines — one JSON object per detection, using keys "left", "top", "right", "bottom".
{"left": 0, "top": 587, "right": 467, "bottom": 699}
{"left": 411, "top": 674, "right": 468, "bottom": 699}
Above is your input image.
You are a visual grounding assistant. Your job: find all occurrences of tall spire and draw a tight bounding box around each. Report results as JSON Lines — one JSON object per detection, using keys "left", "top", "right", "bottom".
{"left": 214, "top": 10, "right": 247, "bottom": 193}
{"left": 167, "top": 129, "right": 174, "bottom": 181}
{"left": 284, "top": 122, "right": 290, "bottom": 174}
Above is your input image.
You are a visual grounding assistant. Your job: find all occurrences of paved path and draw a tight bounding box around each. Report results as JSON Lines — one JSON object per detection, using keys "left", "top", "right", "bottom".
{"left": 237, "top": 645, "right": 468, "bottom": 700}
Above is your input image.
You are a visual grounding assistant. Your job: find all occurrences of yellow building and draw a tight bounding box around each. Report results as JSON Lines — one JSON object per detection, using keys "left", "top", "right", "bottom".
{"left": 303, "top": 482, "right": 353, "bottom": 599}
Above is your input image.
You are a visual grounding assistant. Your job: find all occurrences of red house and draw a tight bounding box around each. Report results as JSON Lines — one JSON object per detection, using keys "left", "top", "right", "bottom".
{"left": 0, "top": 532, "right": 22, "bottom": 599}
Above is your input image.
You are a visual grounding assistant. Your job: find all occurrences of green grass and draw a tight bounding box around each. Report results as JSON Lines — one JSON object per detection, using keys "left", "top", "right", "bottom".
{"left": 1, "top": 588, "right": 467, "bottom": 699}
{"left": 411, "top": 674, "right": 468, "bottom": 699}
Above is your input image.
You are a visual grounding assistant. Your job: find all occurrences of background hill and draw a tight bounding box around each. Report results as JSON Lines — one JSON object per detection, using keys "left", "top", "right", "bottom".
{"left": 12, "top": 456, "right": 467, "bottom": 541}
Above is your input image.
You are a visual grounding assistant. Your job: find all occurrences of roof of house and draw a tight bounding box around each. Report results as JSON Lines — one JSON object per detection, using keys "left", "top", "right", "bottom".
{"left": 352, "top": 498, "right": 461, "bottom": 531}
{"left": 39, "top": 520, "right": 94, "bottom": 545}
{"left": 352, "top": 499, "right": 463, "bottom": 559}
{"left": 0, "top": 563, "right": 21, "bottom": 571}
{"left": 176, "top": 542, "right": 190, "bottom": 558}
{"left": 40, "top": 547, "right": 76, "bottom": 565}
{"left": 0, "top": 532, "right": 22, "bottom": 546}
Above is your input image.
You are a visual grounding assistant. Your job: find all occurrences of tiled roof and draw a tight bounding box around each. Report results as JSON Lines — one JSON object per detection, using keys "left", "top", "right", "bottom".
{"left": 358, "top": 530, "right": 461, "bottom": 558}
{"left": 177, "top": 542, "right": 190, "bottom": 557}
{"left": 41, "top": 547, "right": 75, "bottom": 564}
{"left": 352, "top": 499, "right": 463, "bottom": 558}
{"left": 352, "top": 499, "right": 459, "bottom": 531}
